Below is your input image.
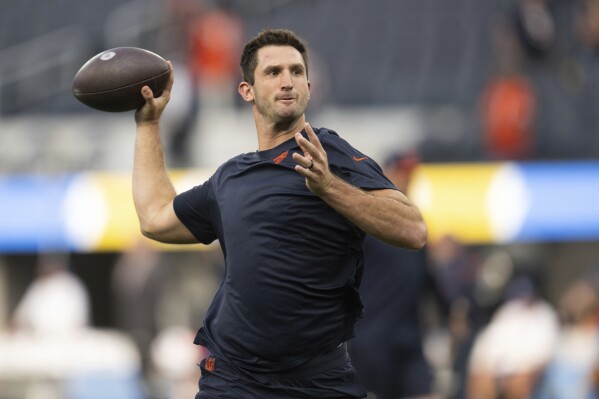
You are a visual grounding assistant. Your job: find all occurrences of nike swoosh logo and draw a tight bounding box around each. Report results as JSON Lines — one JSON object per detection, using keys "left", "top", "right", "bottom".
{"left": 353, "top": 156, "right": 369, "bottom": 162}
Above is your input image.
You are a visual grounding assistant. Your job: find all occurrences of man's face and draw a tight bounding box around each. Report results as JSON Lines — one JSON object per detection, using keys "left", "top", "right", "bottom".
{"left": 249, "top": 45, "right": 311, "bottom": 125}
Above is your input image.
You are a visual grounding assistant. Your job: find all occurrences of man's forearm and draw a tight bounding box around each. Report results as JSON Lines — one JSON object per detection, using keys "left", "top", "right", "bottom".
{"left": 319, "top": 175, "right": 428, "bottom": 249}
{"left": 132, "top": 122, "right": 177, "bottom": 233}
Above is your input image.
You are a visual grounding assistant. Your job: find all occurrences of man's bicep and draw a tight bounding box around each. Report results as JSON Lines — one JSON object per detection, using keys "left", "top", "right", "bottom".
{"left": 143, "top": 200, "right": 200, "bottom": 244}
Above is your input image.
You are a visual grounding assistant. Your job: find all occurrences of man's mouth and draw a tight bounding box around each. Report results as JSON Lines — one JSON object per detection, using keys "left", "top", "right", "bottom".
{"left": 277, "top": 95, "right": 296, "bottom": 101}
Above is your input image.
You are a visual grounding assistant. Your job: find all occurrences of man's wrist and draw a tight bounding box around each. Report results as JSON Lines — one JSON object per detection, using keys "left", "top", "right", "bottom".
{"left": 318, "top": 174, "right": 347, "bottom": 201}
{"left": 136, "top": 120, "right": 160, "bottom": 129}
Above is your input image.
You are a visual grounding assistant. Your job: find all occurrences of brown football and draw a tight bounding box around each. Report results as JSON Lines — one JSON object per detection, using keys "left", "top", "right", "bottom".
{"left": 72, "top": 47, "right": 169, "bottom": 112}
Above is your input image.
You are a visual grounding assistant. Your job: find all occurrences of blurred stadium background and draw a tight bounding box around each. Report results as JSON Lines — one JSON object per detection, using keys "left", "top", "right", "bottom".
{"left": 1, "top": 0, "right": 599, "bottom": 398}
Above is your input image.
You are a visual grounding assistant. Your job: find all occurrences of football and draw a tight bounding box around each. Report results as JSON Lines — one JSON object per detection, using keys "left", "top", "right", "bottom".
{"left": 72, "top": 47, "right": 170, "bottom": 112}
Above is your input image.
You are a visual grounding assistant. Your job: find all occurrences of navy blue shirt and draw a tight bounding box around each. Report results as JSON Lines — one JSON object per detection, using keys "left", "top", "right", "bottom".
{"left": 173, "top": 127, "right": 396, "bottom": 372}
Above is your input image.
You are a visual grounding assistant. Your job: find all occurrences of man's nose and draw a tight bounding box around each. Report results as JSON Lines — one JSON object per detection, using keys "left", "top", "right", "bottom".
{"left": 280, "top": 70, "right": 293, "bottom": 89}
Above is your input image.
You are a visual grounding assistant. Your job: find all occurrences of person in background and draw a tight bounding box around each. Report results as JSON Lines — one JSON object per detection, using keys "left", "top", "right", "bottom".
{"left": 466, "top": 276, "right": 560, "bottom": 399}
{"left": 534, "top": 270, "right": 599, "bottom": 399}
{"left": 12, "top": 254, "right": 90, "bottom": 336}
{"left": 349, "top": 151, "right": 443, "bottom": 399}
{"left": 111, "top": 239, "right": 166, "bottom": 371}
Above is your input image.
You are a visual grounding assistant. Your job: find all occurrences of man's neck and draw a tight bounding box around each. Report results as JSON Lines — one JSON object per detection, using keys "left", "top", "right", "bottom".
{"left": 255, "top": 115, "right": 306, "bottom": 151}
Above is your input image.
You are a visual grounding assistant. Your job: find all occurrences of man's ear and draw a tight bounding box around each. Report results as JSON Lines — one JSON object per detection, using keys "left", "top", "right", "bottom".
{"left": 238, "top": 81, "right": 254, "bottom": 103}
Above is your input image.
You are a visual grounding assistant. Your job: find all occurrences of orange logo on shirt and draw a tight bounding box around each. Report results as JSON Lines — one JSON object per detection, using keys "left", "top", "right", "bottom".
{"left": 274, "top": 150, "right": 289, "bottom": 164}
{"left": 353, "top": 156, "right": 368, "bottom": 162}
{"left": 205, "top": 356, "right": 216, "bottom": 372}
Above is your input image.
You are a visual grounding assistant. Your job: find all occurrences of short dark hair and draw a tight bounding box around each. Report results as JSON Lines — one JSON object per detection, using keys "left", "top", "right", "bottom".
{"left": 240, "top": 29, "right": 309, "bottom": 85}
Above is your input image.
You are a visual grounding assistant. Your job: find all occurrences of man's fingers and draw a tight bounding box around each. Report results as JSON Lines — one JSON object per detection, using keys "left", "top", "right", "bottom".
{"left": 294, "top": 132, "right": 311, "bottom": 153}
{"left": 294, "top": 123, "right": 328, "bottom": 174}
{"left": 304, "top": 122, "right": 315, "bottom": 138}
{"left": 141, "top": 61, "right": 174, "bottom": 102}
{"left": 162, "top": 61, "right": 175, "bottom": 96}
{"left": 294, "top": 131, "right": 318, "bottom": 160}
{"left": 304, "top": 122, "right": 324, "bottom": 152}
{"left": 135, "top": 62, "right": 173, "bottom": 123}
{"left": 141, "top": 86, "right": 153, "bottom": 100}
{"left": 292, "top": 152, "right": 313, "bottom": 169}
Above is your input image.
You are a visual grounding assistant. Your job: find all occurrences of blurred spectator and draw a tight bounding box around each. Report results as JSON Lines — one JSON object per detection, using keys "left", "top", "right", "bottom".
{"left": 161, "top": 59, "right": 200, "bottom": 167}
{"left": 467, "top": 276, "right": 560, "bottom": 399}
{"left": 481, "top": 75, "right": 536, "bottom": 160}
{"left": 481, "top": 12, "right": 537, "bottom": 160}
{"left": 111, "top": 239, "right": 167, "bottom": 371}
{"left": 534, "top": 271, "right": 599, "bottom": 399}
{"left": 149, "top": 325, "right": 205, "bottom": 399}
{"left": 575, "top": 0, "right": 599, "bottom": 158}
{"left": 111, "top": 241, "right": 223, "bottom": 397}
{"left": 145, "top": 247, "right": 222, "bottom": 398}
{"left": 0, "top": 257, "right": 8, "bottom": 331}
{"left": 0, "top": 254, "right": 145, "bottom": 399}
{"left": 160, "top": 0, "right": 243, "bottom": 165}
{"left": 187, "top": 1, "right": 243, "bottom": 108}
{"left": 153, "top": 247, "right": 224, "bottom": 336}
{"left": 578, "top": 0, "right": 599, "bottom": 51}
{"left": 349, "top": 150, "right": 445, "bottom": 399}
{"left": 160, "top": 0, "right": 203, "bottom": 165}
{"left": 12, "top": 254, "right": 90, "bottom": 336}
{"left": 161, "top": 0, "right": 204, "bottom": 56}
{"left": 428, "top": 235, "right": 483, "bottom": 399}
{"left": 512, "top": 0, "right": 556, "bottom": 59}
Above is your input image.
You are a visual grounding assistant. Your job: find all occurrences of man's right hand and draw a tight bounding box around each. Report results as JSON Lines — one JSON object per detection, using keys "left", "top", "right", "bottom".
{"left": 134, "top": 61, "right": 174, "bottom": 126}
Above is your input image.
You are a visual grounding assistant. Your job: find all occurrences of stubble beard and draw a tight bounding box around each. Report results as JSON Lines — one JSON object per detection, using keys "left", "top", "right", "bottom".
{"left": 255, "top": 92, "right": 308, "bottom": 129}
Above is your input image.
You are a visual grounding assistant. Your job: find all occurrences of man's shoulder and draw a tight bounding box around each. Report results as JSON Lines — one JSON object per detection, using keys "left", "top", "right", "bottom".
{"left": 314, "top": 126, "right": 340, "bottom": 140}
{"left": 216, "top": 152, "right": 258, "bottom": 172}
{"left": 314, "top": 127, "right": 349, "bottom": 151}
{"left": 315, "top": 126, "right": 361, "bottom": 156}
